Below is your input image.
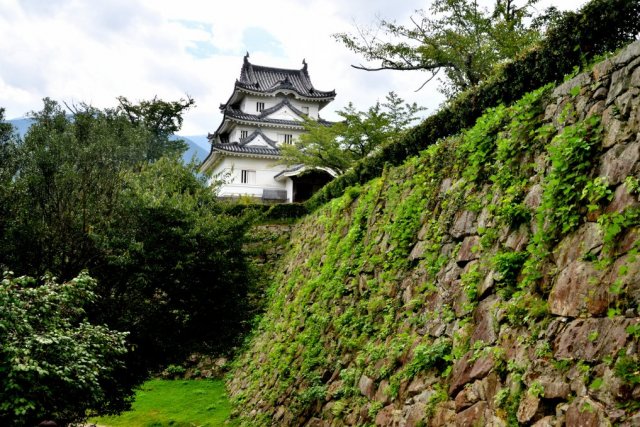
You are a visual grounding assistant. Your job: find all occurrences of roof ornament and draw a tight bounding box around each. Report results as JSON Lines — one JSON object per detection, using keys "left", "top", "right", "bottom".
{"left": 244, "top": 52, "right": 250, "bottom": 64}
{"left": 302, "top": 58, "right": 308, "bottom": 71}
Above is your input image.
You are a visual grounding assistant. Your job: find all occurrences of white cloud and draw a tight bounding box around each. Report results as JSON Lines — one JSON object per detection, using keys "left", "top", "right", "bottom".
{"left": 0, "top": 0, "right": 588, "bottom": 135}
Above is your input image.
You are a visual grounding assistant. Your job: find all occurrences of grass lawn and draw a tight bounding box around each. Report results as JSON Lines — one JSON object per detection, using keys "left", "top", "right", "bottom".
{"left": 92, "top": 379, "right": 237, "bottom": 427}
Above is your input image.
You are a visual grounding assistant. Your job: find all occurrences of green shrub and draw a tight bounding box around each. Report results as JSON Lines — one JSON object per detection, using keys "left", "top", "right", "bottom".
{"left": 0, "top": 272, "right": 129, "bottom": 426}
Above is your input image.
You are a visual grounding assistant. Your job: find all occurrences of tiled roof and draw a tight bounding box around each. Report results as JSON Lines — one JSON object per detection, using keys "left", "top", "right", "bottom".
{"left": 236, "top": 54, "right": 335, "bottom": 99}
{"left": 224, "top": 99, "right": 306, "bottom": 127}
{"left": 273, "top": 164, "right": 305, "bottom": 179}
{"left": 213, "top": 144, "right": 281, "bottom": 156}
{"left": 212, "top": 129, "right": 281, "bottom": 157}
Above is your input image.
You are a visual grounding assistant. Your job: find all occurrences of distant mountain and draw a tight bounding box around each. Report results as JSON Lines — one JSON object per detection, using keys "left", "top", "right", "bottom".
{"left": 173, "top": 135, "right": 208, "bottom": 164}
{"left": 179, "top": 134, "right": 210, "bottom": 152}
{"left": 6, "top": 117, "right": 208, "bottom": 164}
{"left": 8, "top": 117, "right": 33, "bottom": 137}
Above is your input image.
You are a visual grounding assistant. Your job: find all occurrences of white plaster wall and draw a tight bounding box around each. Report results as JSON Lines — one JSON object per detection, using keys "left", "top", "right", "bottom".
{"left": 240, "top": 95, "right": 275, "bottom": 114}
{"left": 209, "top": 156, "right": 289, "bottom": 199}
{"left": 239, "top": 95, "right": 319, "bottom": 119}
{"left": 232, "top": 125, "right": 253, "bottom": 142}
{"left": 285, "top": 178, "right": 294, "bottom": 203}
{"left": 267, "top": 106, "right": 303, "bottom": 122}
{"left": 228, "top": 125, "right": 304, "bottom": 145}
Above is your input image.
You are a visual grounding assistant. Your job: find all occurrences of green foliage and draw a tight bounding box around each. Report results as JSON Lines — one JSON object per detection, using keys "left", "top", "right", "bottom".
{"left": 0, "top": 99, "right": 148, "bottom": 278}
{"left": 493, "top": 251, "right": 528, "bottom": 298}
{"left": 280, "top": 92, "right": 424, "bottom": 175}
{"left": 0, "top": 99, "right": 255, "bottom": 417}
{"left": 614, "top": 353, "right": 640, "bottom": 386}
{"left": 335, "top": 0, "right": 546, "bottom": 95}
{"left": 528, "top": 380, "right": 545, "bottom": 398}
{"left": 92, "top": 157, "right": 253, "bottom": 369}
{"left": 581, "top": 177, "right": 613, "bottom": 213}
{"left": 307, "top": 0, "right": 640, "bottom": 211}
{"left": 220, "top": 202, "right": 309, "bottom": 222}
{"left": 541, "top": 114, "right": 602, "bottom": 236}
{"left": 404, "top": 339, "right": 452, "bottom": 379}
{"left": 0, "top": 272, "right": 129, "bottom": 426}
{"left": 163, "top": 364, "right": 187, "bottom": 379}
{"left": 505, "top": 292, "right": 549, "bottom": 325}
{"left": 117, "top": 95, "right": 196, "bottom": 161}
{"left": 461, "top": 104, "right": 509, "bottom": 183}
{"left": 597, "top": 208, "right": 640, "bottom": 252}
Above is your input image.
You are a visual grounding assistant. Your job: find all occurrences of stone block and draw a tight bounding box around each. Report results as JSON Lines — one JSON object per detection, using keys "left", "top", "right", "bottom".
{"left": 553, "top": 223, "right": 603, "bottom": 270}
{"left": 449, "top": 352, "right": 494, "bottom": 396}
{"left": 549, "top": 261, "right": 608, "bottom": 317}
{"left": 517, "top": 393, "right": 540, "bottom": 424}
{"left": 612, "top": 40, "right": 640, "bottom": 68}
{"left": 553, "top": 72, "right": 592, "bottom": 98}
{"left": 455, "top": 401, "right": 488, "bottom": 427}
{"left": 359, "top": 374, "right": 376, "bottom": 399}
{"left": 565, "top": 396, "right": 608, "bottom": 427}
{"left": 471, "top": 295, "right": 499, "bottom": 345}
{"left": 599, "top": 142, "right": 640, "bottom": 186}
{"left": 375, "top": 404, "right": 402, "bottom": 426}
{"left": 429, "top": 401, "right": 456, "bottom": 426}
{"left": 375, "top": 380, "right": 391, "bottom": 405}
{"left": 451, "top": 210, "right": 478, "bottom": 239}
{"left": 554, "top": 317, "right": 638, "bottom": 362}
{"left": 457, "top": 236, "right": 481, "bottom": 265}
{"left": 404, "top": 402, "right": 427, "bottom": 427}
{"left": 605, "top": 184, "right": 639, "bottom": 214}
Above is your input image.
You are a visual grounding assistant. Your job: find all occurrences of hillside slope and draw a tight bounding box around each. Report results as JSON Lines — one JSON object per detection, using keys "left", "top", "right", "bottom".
{"left": 229, "top": 41, "right": 640, "bottom": 426}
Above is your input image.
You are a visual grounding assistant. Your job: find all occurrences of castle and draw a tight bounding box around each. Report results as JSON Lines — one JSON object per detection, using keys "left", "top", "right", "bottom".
{"left": 200, "top": 54, "right": 336, "bottom": 202}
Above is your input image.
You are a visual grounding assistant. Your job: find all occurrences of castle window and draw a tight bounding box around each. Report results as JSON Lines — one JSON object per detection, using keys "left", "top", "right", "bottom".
{"left": 278, "top": 134, "right": 293, "bottom": 144}
{"left": 240, "top": 130, "right": 248, "bottom": 139}
{"left": 301, "top": 106, "right": 309, "bottom": 115}
{"left": 256, "top": 102, "right": 265, "bottom": 112}
{"left": 241, "top": 170, "right": 256, "bottom": 184}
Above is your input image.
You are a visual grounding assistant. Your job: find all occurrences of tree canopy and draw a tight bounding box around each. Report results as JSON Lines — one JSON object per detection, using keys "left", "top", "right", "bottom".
{"left": 280, "top": 92, "right": 424, "bottom": 175}
{"left": 117, "top": 95, "right": 195, "bottom": 161}
{"left": 334, "top": 0, "right": 558, "bottom": 95}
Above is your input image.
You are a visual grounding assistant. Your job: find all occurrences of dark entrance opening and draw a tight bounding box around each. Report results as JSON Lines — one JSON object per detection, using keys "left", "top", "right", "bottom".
{"left": 292, "top": 170, "right": 334, "bottom": 202}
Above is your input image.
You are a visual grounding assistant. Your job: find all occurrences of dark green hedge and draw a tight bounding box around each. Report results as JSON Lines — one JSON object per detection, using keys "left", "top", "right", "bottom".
{"left": 221, "top": 202, "right": 309, "bottom": 221}
{"left": 305, "top": 0, "right": 640, "bottom": 211}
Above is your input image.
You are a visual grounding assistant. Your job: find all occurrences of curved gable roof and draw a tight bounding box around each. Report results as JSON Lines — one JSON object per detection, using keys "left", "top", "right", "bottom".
{"left": 222, "top": 99, "right": 307, "bottom": 128}
{"left": 211, "top": 129, "right": 281, "bottom": 157}
{"left": 236, "top": 54, "right": 335, "bottom": 100}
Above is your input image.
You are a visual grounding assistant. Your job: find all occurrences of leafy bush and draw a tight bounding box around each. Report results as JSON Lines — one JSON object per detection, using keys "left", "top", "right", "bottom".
{"left": 220, "top": 202, "right": 308, "bottom": 222}
{"left": 0, "top": 272, "right": 129, "bottom": 426}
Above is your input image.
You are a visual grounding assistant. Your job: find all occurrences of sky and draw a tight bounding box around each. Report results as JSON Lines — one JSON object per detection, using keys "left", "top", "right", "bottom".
{"left": 0, "top": 0, "right": 588, "bottom": 139}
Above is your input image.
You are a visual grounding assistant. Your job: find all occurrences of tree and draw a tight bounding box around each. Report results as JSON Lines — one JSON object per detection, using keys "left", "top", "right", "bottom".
{"left": 0, "top": 97, "right": 254, "bottom": 385}
{"left": 0, "top": 99, "right": 148, "bottom": 278}
{"left": 334, "top": 0, "right": 554, "bottom": 95}
{"left": 117, "top": 95, "right": 195, "bottom": 161}
{"left": 0, "top": 110, "right": 19, "bottom": 245}
{"left": 0, "top": 271, "right": 129, "bottom": 426}
{"left": 90, "top": 156, "right": 253, "bottom": 370}
{"left": 280, "top": 92, "right": 424, "bottom": 174}
{"left": 0, "top": 108, "right": 18, "bottom": 183}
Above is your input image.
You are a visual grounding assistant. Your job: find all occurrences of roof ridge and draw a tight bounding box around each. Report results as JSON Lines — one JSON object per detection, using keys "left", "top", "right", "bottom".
{"left": 259, "top": 98, "right": 305, "bottom": 118}
{"left": 239, "top": 128, "right": 278, "bottom": 148}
